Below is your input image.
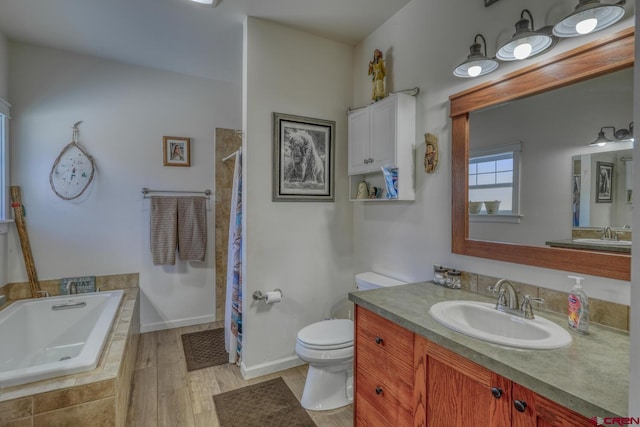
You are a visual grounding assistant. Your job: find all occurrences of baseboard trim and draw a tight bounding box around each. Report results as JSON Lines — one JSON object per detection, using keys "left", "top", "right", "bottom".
{"left": 240, "top": 355, "right": 305, "bottom": 380}
{"left": 140, "top": 314, "right": 216, "bottom": 333}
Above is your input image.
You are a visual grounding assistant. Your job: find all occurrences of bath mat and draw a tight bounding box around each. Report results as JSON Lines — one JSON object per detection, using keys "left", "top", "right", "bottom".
{"left": 181, "top": 328, "right": 228, "bottom": 372}
{"left": 213, "top": 377, "right": 316, "bottom": 427}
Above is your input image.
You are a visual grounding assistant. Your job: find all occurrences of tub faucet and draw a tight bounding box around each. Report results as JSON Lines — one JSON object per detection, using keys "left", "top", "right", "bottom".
{"left": 491, "top": 279, "right": 520, "bottom": 312}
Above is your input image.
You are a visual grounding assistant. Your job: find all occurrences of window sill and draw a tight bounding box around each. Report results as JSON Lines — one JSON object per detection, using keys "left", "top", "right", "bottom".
{"left": 470, "top": 214, "right": 522, "bottom": 224}
{"left": 0, "top": 219, "right": 14, "bottom": 234}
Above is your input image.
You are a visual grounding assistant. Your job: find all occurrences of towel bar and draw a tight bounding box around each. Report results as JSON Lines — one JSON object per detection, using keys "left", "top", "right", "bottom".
{"left": 141, "top": 187, "right": 212, "bottom": 199}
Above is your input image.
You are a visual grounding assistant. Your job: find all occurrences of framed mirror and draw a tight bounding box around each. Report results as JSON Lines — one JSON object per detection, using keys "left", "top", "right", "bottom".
{"left": 450, "top": 28, "right": 633, "bottom": 281}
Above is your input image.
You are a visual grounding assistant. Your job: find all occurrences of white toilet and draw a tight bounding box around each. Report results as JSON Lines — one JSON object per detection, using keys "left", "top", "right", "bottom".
{"left": 295, "top": 272, "right": 407, "bottom": 411}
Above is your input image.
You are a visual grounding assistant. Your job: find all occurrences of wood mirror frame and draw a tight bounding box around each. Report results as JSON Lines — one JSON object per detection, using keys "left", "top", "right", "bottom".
{"left": 450, "top": 28, "right": 634, "bottom": 281}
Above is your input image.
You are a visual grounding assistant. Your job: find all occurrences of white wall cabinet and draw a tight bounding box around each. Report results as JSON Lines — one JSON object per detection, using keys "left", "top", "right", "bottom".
{"left": 347, "top": 93, "right": 416, "bottom": 201}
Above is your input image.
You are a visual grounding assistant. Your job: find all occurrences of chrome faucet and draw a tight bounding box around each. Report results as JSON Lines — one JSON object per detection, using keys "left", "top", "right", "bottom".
{"left": 492, "top": 279, "right": 519, "bottom": 311}
{"left": 602, "top": 226, "right": 618, "bottom": 241}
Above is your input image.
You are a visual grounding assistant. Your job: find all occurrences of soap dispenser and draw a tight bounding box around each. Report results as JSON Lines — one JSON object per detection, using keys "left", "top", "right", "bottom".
{"left": 567, "top": 276, "right": 589, "bottom": 334}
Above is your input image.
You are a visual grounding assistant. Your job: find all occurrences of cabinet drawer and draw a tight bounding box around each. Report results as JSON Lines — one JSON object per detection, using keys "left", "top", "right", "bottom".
{"left": 355, "top": 307, "right": 415, "bottom": 425}
{"left": 355, "top": 373, "right": 413, "bottom": 426}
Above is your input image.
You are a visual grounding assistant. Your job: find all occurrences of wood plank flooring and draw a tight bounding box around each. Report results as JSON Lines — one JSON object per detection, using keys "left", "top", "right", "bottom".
{"left": 126, "top": 321, "right": 353, "bottom": 427}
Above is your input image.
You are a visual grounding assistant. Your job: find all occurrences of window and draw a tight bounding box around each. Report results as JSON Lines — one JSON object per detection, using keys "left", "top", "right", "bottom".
{"left": 0, "top": 98, "right": 10, "bottom": 223}
{"left": 469, "top": 142, "right": 521, "bottom": 215}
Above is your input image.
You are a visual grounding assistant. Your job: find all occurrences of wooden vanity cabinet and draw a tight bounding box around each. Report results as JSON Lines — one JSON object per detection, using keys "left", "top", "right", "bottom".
{"left": 354, "top": 306, "right": 594, "bottom": 426}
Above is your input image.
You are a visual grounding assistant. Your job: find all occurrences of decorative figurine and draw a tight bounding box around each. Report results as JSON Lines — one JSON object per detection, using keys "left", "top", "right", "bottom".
{"left": 356, "top": 181, "right": 369, "bottom": 199}
{"left": 424, "top": 133, "right": 439, "bottom": 173}
{"left": 368, "top": 49, "right": 386, "bottom": 102}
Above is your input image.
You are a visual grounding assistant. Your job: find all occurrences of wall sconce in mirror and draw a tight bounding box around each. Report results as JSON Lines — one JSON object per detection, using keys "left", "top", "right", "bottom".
{"left": 496, "top": 9, "right": 557, "bottom": 61}
{"left": 453, "top": 34, "right": 499, "bottom": 78}
{"left": 553, "top": 0, "right": 626, "bottom": 37}
{"left": 589, "top": 122, "right": 634, "bottom": 146}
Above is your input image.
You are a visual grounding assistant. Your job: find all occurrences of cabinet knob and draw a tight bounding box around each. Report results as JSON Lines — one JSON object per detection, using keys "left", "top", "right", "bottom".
{"left": 375, "top": 386, "right": 383, "bottom": 395}
{"left": 369, "top": 157, "right": 374, "bottom": 163}
{"left": 491, "top": 387, "right": 503, "bottom": 399}
{"left": 514, "top": 400, "right": 527, "bottom": 413}
{"left": 375, "top": 336, "right": 383, "bottom": 344}
{"left": 364, "top": 159, "right": 370, "bottom": 164}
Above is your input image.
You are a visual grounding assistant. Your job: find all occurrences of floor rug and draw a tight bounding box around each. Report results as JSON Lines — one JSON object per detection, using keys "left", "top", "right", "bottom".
{"left": 213, "top": 377, "right": 316, "bottom": 427}
{"left": 181, "top": 328, "right": 228, "bottom": 372}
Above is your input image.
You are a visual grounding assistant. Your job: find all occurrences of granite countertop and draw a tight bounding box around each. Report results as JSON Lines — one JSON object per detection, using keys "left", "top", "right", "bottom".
{"left": 349, "top": 282, "right": 629, "bottom": 418}
{"left": 546, "top": 238, "right": 631, "bottom": 254}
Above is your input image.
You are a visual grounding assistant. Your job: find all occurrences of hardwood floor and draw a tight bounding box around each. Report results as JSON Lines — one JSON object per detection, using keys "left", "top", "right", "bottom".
{"left": 126, "top": 321, "right": 353, "bottom": 427}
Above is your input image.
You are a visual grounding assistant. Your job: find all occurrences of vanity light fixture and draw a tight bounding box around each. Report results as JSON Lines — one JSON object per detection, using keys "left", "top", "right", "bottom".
{"left": 496, "top": 9, "right": 557, "bottom": 61}
{"left": 589, "top": 123, "right": 634, "bottom": 146}
{"left": 453, "top": 34, "right": 499, "bottom": 78}
{"left": 553, "top": 0, "right": 626, "bottom": 37}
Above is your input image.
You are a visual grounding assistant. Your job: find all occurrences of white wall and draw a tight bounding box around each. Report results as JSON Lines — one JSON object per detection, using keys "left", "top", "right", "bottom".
{"left": 242, "top": 18, "right": 354, "bottom": 377}
{"left": 352, "top": 0, "right": 634, "bottom": 305}
{"left": 8, "top": 43, "right": 241, "bottom": 331}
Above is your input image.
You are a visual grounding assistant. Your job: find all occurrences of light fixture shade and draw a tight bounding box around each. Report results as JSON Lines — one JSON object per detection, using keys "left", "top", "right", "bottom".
{"left": 453, "top": 34, "right": 499, "bottom": 78}
{"left": 191, "top": 0, "right": 220, "bottom": 5}
{"left": 553, "top": 0, "right": 626, "bottom": 37}
{"left": 497, "top": 10, "right": 556, "bottom": 61}
{"left": 589, "top": 129, "right": 612, "bottom": 146}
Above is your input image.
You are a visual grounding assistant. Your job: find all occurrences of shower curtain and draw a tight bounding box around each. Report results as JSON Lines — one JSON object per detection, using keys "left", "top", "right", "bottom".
{"left": 225, "top": 150, "right": 243, "bottom": 364}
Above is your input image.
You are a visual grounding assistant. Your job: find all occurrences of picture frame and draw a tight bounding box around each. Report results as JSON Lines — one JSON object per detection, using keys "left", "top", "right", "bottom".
{"left": 272, "top": 113, "right": 335, "bottom": 202}
{"left": 596, "top": 161, "right": 614, "bottom": 203}
{"left": 163, "top": 136, "right": 191, "bottom": 167}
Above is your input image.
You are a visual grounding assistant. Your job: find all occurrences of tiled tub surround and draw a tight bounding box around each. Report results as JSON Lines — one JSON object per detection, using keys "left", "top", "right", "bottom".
{"left": 449, "top": 270, "right": 630, "bottom": 331}
{"left": 0, "top": 275, "right": 140, "bottom": 427}
{"left": 349, "top": 281, "right": 629, "bottom": 417}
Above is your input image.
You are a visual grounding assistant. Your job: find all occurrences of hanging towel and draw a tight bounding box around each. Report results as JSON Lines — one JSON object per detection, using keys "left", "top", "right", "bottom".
{"left": 177, "top": 196, "right": 207, "bottom": 262}
{"left": 150, "top": 196, "right": 178, "bottom": 265}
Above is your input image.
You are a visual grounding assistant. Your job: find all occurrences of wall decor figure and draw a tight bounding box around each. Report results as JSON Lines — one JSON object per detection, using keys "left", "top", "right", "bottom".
{"left": 368, "top": 49, "right": 387, "bottom": 102}
{"left": 424, "top": 132, "right": 439, "bottom": 173}
{"left": 273, "top": 113, "right": 335, "bottom": 202}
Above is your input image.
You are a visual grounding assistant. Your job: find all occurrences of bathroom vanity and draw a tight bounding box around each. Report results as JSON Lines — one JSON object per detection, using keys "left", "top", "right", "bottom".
{"left": 349, "top": 282, "right": 628, "bottom": 425}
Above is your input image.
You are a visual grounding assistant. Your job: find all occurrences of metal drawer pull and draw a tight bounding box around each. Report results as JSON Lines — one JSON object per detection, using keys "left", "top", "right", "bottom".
{"left": 375, "top": 387, "right": 383, "bottom": 395}
{"left": 52, "top": 301, "right": 87, "bottom": 311}
{"left": 375, "top": 336, "right": 383, "bottom": 344}
{"left": 491, "top": 387, "right": 503, "bottom": 399}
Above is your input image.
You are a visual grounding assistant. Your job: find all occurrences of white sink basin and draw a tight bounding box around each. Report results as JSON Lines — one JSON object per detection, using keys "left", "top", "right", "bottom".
{"left": 429, "top": 301, "right": 572, "bottom": 350}
{"left": 572, "top": 238, "right": 631, "bottom": 246}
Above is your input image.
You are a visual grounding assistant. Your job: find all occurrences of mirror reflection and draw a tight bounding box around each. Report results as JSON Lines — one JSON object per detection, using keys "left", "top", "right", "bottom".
{"left": 468, "top": 67, "right": 633, "bottom": 249}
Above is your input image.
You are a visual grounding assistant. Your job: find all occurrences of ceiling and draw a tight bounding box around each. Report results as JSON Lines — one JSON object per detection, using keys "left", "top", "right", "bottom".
{"left": 0, "top": 0, "right": 411, "bottom": 83}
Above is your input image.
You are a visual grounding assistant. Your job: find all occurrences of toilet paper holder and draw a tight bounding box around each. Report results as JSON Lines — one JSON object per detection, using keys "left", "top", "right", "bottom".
{"left": 252, "top": 288, "right": 283, "bottom": 302}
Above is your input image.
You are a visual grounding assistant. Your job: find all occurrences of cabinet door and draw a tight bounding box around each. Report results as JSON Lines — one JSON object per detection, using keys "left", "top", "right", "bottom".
{"left": 348, "top": 108, "right": 371, "bottom": 174}
{"left": 422, "top": 338, "right": 511, "bottom": 426}
{"left": 511, "top": 383, "right": 594, "bottom": 427}
{"left": 369, "top": 96, "right": 397, "bottom": 170}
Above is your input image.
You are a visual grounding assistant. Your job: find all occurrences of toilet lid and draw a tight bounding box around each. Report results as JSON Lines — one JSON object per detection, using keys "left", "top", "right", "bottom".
{"left": 297, "top": 319, "right": 354, "bottom": 347}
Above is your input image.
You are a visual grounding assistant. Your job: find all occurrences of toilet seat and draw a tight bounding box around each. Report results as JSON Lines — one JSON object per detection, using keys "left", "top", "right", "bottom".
{"left": 297, "top": 319, "right": 353, "bottom": 350}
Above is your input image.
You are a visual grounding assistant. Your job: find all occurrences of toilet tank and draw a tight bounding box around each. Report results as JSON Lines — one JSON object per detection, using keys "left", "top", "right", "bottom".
{"left": 355, "top": 272, "right": 406, "bottom": 291}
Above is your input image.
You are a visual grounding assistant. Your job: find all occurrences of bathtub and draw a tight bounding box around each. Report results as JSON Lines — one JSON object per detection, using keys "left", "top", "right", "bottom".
{"left": 0, "top": 290, "right": 124, "bottom": 388}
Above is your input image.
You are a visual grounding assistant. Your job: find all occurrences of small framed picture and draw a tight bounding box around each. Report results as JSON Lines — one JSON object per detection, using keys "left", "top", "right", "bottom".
{"left": 272, "top": 113, "right": 335, "bottom": 202}
{"left": 163, "top": 136, "right": 191, "bottom": 167}
{"left": 596, "top": 161, "right": 614, "bottom": 203}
